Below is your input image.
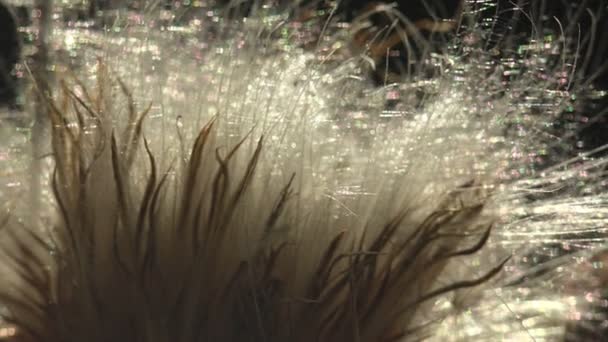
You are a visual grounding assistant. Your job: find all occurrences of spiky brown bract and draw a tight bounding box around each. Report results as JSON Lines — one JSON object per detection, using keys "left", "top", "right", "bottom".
{"left": 0, "top": 66, "right": 505, "bottom": 342}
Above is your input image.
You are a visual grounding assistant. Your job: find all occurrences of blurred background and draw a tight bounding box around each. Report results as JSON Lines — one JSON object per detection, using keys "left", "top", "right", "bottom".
{"left": 1, "top": 1, "right": 606, "bottom": 144}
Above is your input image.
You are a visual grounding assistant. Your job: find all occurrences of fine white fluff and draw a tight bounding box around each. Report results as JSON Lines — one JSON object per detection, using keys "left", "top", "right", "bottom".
{"left": 0, "top": 1, "right": 604, "bottom": 341}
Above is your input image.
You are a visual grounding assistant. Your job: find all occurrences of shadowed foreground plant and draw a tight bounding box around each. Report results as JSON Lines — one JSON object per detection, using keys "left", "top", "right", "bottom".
{"left": 0, "top": 67, "right": 506, "bottom": 342}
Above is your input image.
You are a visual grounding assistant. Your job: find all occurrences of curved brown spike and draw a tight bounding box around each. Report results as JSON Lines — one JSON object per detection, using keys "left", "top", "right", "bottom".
{"left": 347, "top": 209, "right": 412, "bottom": 288}
{"left": 205, "top": 147, "right": 231, "bottom": 240}
{"left": 178, "top": 118, "right": 216, "bottom": 231}
{"left": 64, "top": 86, "right": 108, "bottom": 177}
{"left": 67, "top": 68, "right": 94, "bottom": 104}
{"left": 59, "top": 80, "right": 71, "bottom": 115}
{"left": 51, "top": 167, "right": 81, "bottom": 266}
{"left": 436, "top": 179, "right": 478, "bottom": 210}
{"left": 441, "top": 202, "right": 486, "bottom": 230}
{"left": 175, "top": 115, "right": 187, "bottom": 164}
{"left": 414, "top": 256, "right": 511, "bottom": 306}
{"left": 398, "top": 208, "right": 448, "bottom": 251}
{"left": 110, "top": 132, "right": 135, "bottom": 278}
{"left": 347, "top": 253, "right": 363, "bottom": 342}
{"left": 70, "top": 94, "right": 87, "bottom": 132}
{"left": 361, "top": 206, "right": 412, "bottom": 264}
{"left": 387, "top": 232, "right": 447, "bottom": 290}
{"left": 135, "top": 138, "right": 156, "bottom": 232}
{"left": 94, "top": 59, "right": 108, "bottom": 113}
{"left": 148, "top": 164, "right": 173, "bottom": 222}
{"left": 124, "top": 101, "right": 153, "bottom": 168}
{"left": 315, "top": 251, "right": 388, "bottom": 308}
{"left": 111, "top": 213, "right": 134, "bottom": 279}
{"left": 80, "top": 131, "right": 109, "bottom": 190}
{"left": 359, "top": 256, "right": 395, "bottom": 326}
{"left": 110, "top": 132, "right": 130, "bottom": 225}
{"left": 135, "top": 138, "right": 158, "bottom": 262}
{"left": 46, "top": 93, "right": 79, "bottom": 160}
{"left": 66, "top": 88, "right": 100, "bottom": 119}
{"left": 199, "top": 132, "right": 263, "bottom": 234}
{"left": 166, "top": 262, "right": 196, "bottom": 334}
{"left": 308, "top": 230, "right": 346, "bottom": 298}
{"left": 225, "top": 125, "right": 256, "bottom": 162}
{"left": 227, "top": 135, "right": 264, "bottom": 215}
{"left": 191, "top": 181, "right": 210, "bottom": 253}
{"left": 142, "top": 164, "right": 174, "bottom": 295}
{"left": 115, "top": 76, "right": 136, "bottom": 123}
{"left": 440, "top": 225, "right": 493, "bottom": 259}
{"left": 316, "top": 303, "right": 344, "bottom": 341}
{"left": 262, "top": 242, "right": 288, "bottom": 282}
{"left": 216, "top": 260, "right": 249, "bottom": 314}
{"left": 265, "top": 172, "right": 296, "bottom": 231}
